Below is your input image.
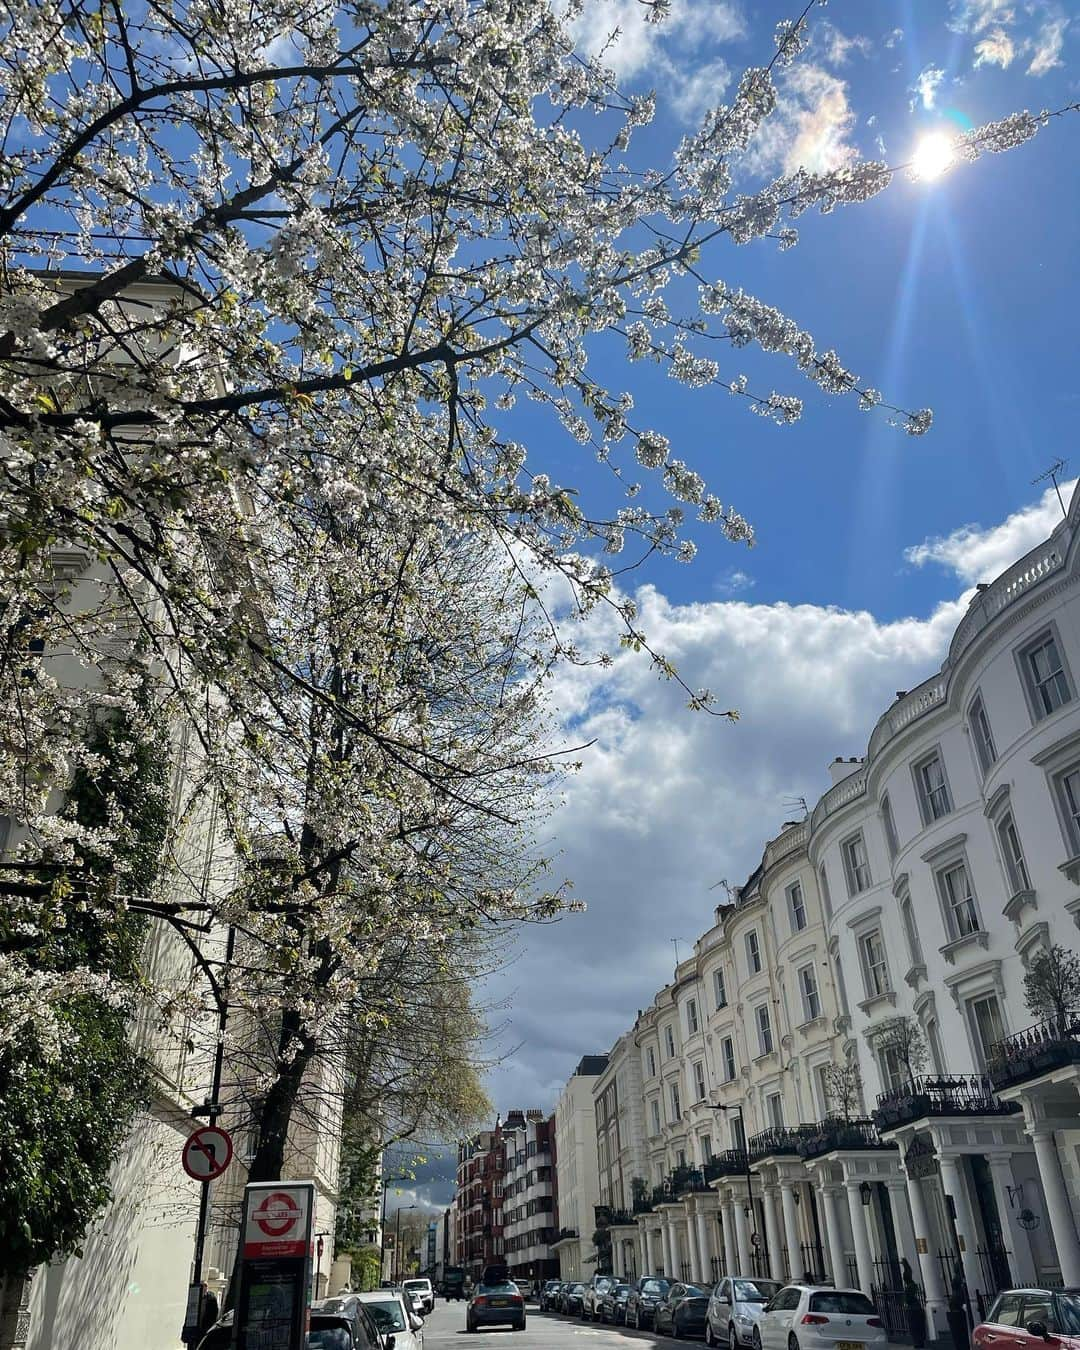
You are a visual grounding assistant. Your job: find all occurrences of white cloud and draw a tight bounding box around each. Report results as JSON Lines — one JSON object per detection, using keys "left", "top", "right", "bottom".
{"left": 903, "top": 481, "right": 1075, "bottom": 583}
{"left": 487, "top": 486, "right": 1073, "bottom": 1109}
{"left": 911, "top": 64, "right": 947, "bottom": 110}
{"left": 950, "top": 0, "right": 1017, "bottom": 34}
{"left": 1028, "top": 15, "right": 1068, "bottom": 74}
{"left": 884, "top": 27, "right": 904, "bottom": 48}
{"left": 668, "top": 57, "right": 733, "bottom": 123}
{"left": 567, "top": 0, "right": 744, "bottom": 80}
{"left": 819, "top": 24, "right": 872, "bottom": 67}
{"left": 744, "top": 64, "right": 857, "bottom": 177}
{"left": 714, "top": 567, "right": 754, "bottom": 596}
{"left": 973, "top": 26, "right": 1016, "bottom": 66}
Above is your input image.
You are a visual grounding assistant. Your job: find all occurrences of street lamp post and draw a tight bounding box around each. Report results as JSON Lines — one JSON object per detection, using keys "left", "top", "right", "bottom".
{"left": 708, "top": 1102, "right": 756, "bottom": 1244}
{"left": 395, "top": 1205, "right": 418, "bottom": 1283}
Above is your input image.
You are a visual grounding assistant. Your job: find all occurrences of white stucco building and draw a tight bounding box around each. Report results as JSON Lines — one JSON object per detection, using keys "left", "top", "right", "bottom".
{"left": 553, "top": 1056, "right": 608, "bottom": 1279}
{"left": 585, "top": 484, "right": 1080, "bottom": 1340}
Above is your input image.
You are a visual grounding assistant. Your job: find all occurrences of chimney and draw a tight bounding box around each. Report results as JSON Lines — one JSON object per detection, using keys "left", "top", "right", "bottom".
{"left": 827, "top": 756, "right": 864, "bottom": 786}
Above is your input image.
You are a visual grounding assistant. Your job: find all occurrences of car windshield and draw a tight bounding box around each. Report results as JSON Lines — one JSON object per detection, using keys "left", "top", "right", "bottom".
{"left": 809, "top": 1293, "right": 877, "bottom": 1316}
{"left": 735, "top": 1281, "right": 781, "bottom": 1303}
{"left": 1057, "top": 1294, "right": 1080, "bottom": 1334}
{"left": 364, "top": 1300, "right": 407, "bottom": 1332}
{"left": 403, "top": 1281, "right": 428, "bottom": 1291}
{"left": 571, "top": 1284, "right": 585, "bottom": 1293}
{"left": 480, "top": 1283, "right": 518, "bottom": 1294}
{"left": 642, "top": 1281, "right": 669, "bottom": 1296}
{"left": 680, "top": 1288, "right": 707, "bottom": 1299}
{"left": 615, "top": 1286, "right": 630, "bottom": 1296}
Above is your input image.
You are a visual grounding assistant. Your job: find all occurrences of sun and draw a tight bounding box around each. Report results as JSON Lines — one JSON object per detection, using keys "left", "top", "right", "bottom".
{"left": 911, "top": 131, "right": 956, "bottom": 182}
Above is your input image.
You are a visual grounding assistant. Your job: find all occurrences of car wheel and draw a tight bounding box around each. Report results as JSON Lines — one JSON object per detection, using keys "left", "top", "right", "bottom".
{"left": 729, "top": 1325, "right": 740, "bottom": 1350}
{"left": 705, "top": 1323, "right": 714, "bottom": 1347}
{"left": 751, "top": 1330, "right": 762, "bottom": 1350}
{"left": 788, "top": 1337, "right": 799, "bottom": 1350}
{"left": 467, "top": 1319, "right": 475, "bottom": 1334}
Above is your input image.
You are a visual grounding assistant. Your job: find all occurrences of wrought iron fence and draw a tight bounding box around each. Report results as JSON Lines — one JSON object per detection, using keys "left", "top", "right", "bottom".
{"left": 846, "top": 1257, "right": 860, "bottom": 1288}
{"left": 710, "top": 1256, "right": 722, "bottom": 1283}
{"left": 874, "top": 1074, "right": 1016, "bottom": 1125}
{"left": 797, "top": 1241, "right": 825, "bottom": 1282}
{"left": 750, "top": 1249, "right": 768, "bottom": 1279}
{"left": 680, "top": 1262, "right": 692, "bottom": 1283}
{"left": 990, "top": 1011, "right": 1080, "bottom": 1088}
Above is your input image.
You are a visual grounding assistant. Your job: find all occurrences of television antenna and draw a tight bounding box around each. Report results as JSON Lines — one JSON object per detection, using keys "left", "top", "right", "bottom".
{"left": 782, "top": 795, "right": 810, "bottom": 820}
{"left": 1032, "top": 458, "right": 1068, "bottom": 517}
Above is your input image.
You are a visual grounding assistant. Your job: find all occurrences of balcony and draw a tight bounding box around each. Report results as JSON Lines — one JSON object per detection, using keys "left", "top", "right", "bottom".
{"left": 796, "top": 1118, "right": 896, "bottom": 1161}
{"left": 703, "top": 1150, "right": 749, "bottom": 1181}
{"left": 748, "top": 1125, "right": 817, "bottom": 1162}
{"left": 670, "top": 1164, "right": 709, "bottom": 1195}
{"left": 873, "top": 1074, "right": 1020, "bottom": 1131}
{"left": 989, "top": 1012, "right": 1080, "bottom": 1090}
{"left": 632, "top": 1194, "right": 654, "bottom": 1215}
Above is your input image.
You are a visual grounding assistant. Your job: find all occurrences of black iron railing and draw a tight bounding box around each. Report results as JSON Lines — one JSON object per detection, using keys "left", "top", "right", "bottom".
{"left": 989, "top": 1012, "right": 1080, "bottom": 1089}
{"left": 633, "top": 1195, "right": 654, "bottom": 1215}
{"left": 704, "top": 1150, "right": 749, "bottom": 1180}
{"left": 606, "top": 1209, "right": 635, "bottom": 1226}
{"left": 748, "top": 1125, "right": 817, "bottom": 1161}
{"left": 798, "top": 1241, "right": 825, "bottom": 1282}
{"left": 873, "top": 1074, "right": 1018, "bottom": 1129}
{"left": 797, "top": 1118, "right": 895, "bottom": 1160}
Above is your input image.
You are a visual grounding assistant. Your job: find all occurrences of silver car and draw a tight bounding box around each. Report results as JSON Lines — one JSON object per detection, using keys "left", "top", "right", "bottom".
{"left": 707, "top": 1277, "right": 782, "bottom": 1350}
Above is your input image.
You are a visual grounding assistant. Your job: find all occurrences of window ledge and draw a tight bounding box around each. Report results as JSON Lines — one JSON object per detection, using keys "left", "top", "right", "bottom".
{"left": 1058, "top": 855, "right": 1080, "bottom": 886}
{"left": 1002, "top": 888, "right": 1037, "bottom": 925}
{"left": 938, "top": 930, "right": 990, "bottom": 965}
{"left": 1067, "top": 898, "right": 1080, "bottom": 931}
{"left": 904, "top": 963, "right": 928, "bottom": 990}
{"left": 752, "top": 1048, "right": 779, "bottom": 1066}
{"left": 857, "top": 991, "right": 896, "bottom": 1015}
{"left": 797, "top": 1015, "right": 826, "bottom": 1037}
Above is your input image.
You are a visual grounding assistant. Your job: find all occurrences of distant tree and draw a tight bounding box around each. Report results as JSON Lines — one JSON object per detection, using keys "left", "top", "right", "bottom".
{"left": 822, "top": 1062, "right": 863, "bottom": 1122}
{"left": 1023, "top": 945, "right": 1080, "bottom": 1029}
{"left": 876, "top": 1016, "right": 928, "bottom": 1084}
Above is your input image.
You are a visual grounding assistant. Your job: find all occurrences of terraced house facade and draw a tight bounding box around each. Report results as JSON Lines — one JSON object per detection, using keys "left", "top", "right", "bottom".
{"left": 571, "top": 483, "right": 1080, "bottom": 1343}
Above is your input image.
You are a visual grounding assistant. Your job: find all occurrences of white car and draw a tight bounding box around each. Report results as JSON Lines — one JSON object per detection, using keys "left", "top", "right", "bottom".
{"left": 358, "top": 1290, "right": 425, "bottom": 1350}
{"left": 403, "top": 1279, "right": 435, "bottom": 1315}
{"left": 707, "top": 1277, "right": 783, "bottom": 1349}
{"left": 752, "top": 1286, "right": 886, "bottom": 1350}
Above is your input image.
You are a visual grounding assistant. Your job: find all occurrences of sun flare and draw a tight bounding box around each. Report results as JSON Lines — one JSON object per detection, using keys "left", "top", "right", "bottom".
{"left": 911, "top": 131, "right": 956, "bottom": 182}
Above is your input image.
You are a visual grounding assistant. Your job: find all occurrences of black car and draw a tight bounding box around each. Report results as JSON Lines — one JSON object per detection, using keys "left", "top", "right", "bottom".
{"left": 466, "top": 1280, "right": 526, "bottom": 1332}
{"left": 198, "top": 1297, "right": 387, "bottom": 1350}
{"left": 600, "top": 1283, "right": 631, "bottom": 1325}
{"left": 626, "top": 1277, "right": 672, "bottom": 1329}
{"left": 655, "top": 1283, "right": 710, "bottom": 1338}
{"left": 562, "top": 1282, "right": 586, "bottom": 1316}
{"left": 540, "top": 1281, "right": 563, "bottom": 1311}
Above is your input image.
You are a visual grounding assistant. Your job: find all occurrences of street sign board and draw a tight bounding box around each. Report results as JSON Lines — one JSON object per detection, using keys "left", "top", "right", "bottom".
{"left": 182, "top": 1126, "right": 234, "bottom": 1181}
{"left": 234, "top": 1180, "right": 316, "bottom": 1350}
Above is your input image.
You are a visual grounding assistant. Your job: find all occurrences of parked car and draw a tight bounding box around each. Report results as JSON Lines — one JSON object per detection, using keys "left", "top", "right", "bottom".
{"left": 627, "top": 1277, "right": 673, "bottom": 1329}
{"left": 466, "top": 1279, "right": 527, "bottom": 1332}
{"left": 357, "top": 1290, "right": 425, "bottom": 1350}
{"left": 197, "top": 1297, "right": 388, "bottom": 1350}
{"left": 707, "top": 1278, "right": 783, "bottom": 1349}
{"left": 562, "top": 1283, "right": 587, "bottom": 1316}
{"left": 655, "top": 1283, "right": 710, "bottom": 1337}
{"left": 402, "top": 1279, "right": 435, "bottom": 1316}
{"left": 584, "top": 1275, "right": 619, "bottom": 1321}
{"left": 752, "top": 1286, "right": 886, "bottom": 1350}
{"left": 540, "top": 1281, "right": 563, "bottom": 1311}
{"left": 974, "top": 1287, "right": 1080, "bottom": 1350}
{"left": 600, "top": 1283, "right": 632, "bottom": 1325}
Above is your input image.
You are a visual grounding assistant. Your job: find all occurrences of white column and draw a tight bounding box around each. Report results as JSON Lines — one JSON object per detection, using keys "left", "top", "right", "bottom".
{"left": 938, "top": 1153, "right": 983, "bottom": 1300}
{"left": 661, "top": 1215, "right": 675, "bottom": 1277}
{"left": 885, "top": 1177, "right": 919, "bottom": 1274}
{"left": 763, "top": 1188, "right": 783, "bottom": 1281}
{"left": 986, "top": 1154, "right": 1036, "bottom": 1284}
{"left": 696, "top": 1209, "right": 714, "bottom": 1284}
{"left": 687, "top": 1211, "right": 702, "bottom": 1284}
{"left": 732, "top": 1195, "right": 752, "bottom": 1273}
{"left": 780, "top": 1183, "right": 802, "bottom": 1281}
{"left": 721, "top": 1199, "right": 735, "bottom": 1272}
{"left": 844, "top": 1182, "right": 874, "bottom": 1292}
{"left": 649, "top": 1224, "right": 662, "bottom": 1275}
{"left": 820, "top": 1186, "right": 847, "bottom": 1288}
{"left": 903, "top": 1168, "right": 947, "bottom": 1308}
{"left": 1031, "top": 1130, "right": 1080, "bottom": 1285}
{"left": 638, "top": 1226, "right": 648, "bottom": 1279}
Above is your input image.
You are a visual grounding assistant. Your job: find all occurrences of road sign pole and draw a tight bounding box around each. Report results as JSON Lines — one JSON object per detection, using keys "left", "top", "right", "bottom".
{"left": 183, "top": 925, "right": 236, "bottom": 1347}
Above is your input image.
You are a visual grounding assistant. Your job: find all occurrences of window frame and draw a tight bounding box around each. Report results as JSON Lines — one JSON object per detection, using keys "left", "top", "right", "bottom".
{"left": 797, "top": 962, "right": 821, "bottom": 1022}
{"left": 720, "top": 1036, "right": 736, "bottom": 1083}
{"left": 646, "top": 1046, "right": 657, "bottom": 1078}
{"left": 913, "top": 748, "right": 953, "bottom": 826}
{"left": 650, "top": 1097, "right": 661, "bottom": 1135}
{"left": 687, "top": 997, "right": 699, "bottom": 1035}
{"left": 880, "top": 793, "right": 899, "bottom": 860}
{"left": 664, "top": 1024, "right": 676, "bottom": 1059}
{"left": 1053, "top": 762, "right": 1080, "bottom": 858}
{"left": 967, "top": 993, "right": 1007, "bottom": 1071}
{"left": 1017, "top": 625, "right": 1074, "bottom": 723}
{"left": 935, "top": 857, "right": 982, "bottom": 940}
{"left": 968, "top": 692, "right": 997, "bottom": 777}
{"left": 693, "top": 1059, "right": 707, "bottom": 1102}
{"left": 713, "top": 967, "right": 728, "bottom": 1010}
{"left": 787, "top": 879, "right": 807, "bottom": 933}
{"left": 754, "top": 1002, "right": 774, "bottom": 1057}
{"left": 995, "top": 808, "right": 1032, "bottom": 895}
{"left": 745, "top": 929, "right": 762, "bottom": 976}
{"left": 859, "top": 927, "right": 891, "bottom": 998}
{"left": 670, "top": 1080, "right": 681, "bottom": 1122}
{"left": 841, "top": 831, "right": 872, "bottom": 896}
{"left": 766, "top": 1092, "right": 784, "bottom": 1129}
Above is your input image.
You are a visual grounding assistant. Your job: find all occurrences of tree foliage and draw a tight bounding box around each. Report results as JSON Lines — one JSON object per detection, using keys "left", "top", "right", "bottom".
{"left": 1023, "top": 944, "right": 1080, "bottom": 1027}
{"left": 875, "top": 1015, "right": 928, "bottom": 1084}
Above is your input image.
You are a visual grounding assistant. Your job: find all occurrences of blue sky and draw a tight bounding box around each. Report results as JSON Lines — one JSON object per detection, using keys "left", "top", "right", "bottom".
{"left": 467, "top": 0, "right": 1080, "bottom": 1133}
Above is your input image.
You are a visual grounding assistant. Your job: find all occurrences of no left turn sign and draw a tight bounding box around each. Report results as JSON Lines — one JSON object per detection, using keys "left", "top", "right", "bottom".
{"left": 181, "top": 1125, "right": 234, "bottom": 1181}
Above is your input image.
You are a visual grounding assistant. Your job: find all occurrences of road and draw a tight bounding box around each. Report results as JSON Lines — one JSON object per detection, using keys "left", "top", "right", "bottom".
{"left": 423, "top": 1301, "right": 670, "bottom": 1350}
{"left": 420, "top": 1301, "right": 910, "bottom": 1350}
